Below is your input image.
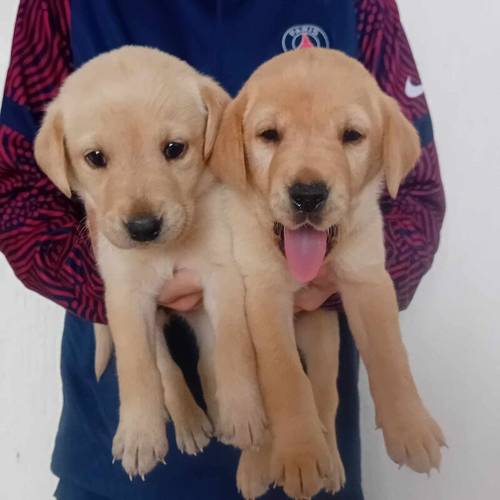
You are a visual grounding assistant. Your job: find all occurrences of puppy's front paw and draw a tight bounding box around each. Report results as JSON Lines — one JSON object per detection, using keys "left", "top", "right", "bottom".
{"left": 272, "top": 426, "right": 333, "bottom": 499}
{"left": 323, "top": 445, "right": 345, "bottom": 495}
{"left": 216, "top": 384, "right": 268, "bottom": 450}
{"left": 381, "top": 404, "right": 446, "bottom": 474}
{"left": 237, "top": 447, "right": 272, "bottom": 500}
{"left": 170, "top": 400, "right": 213, "bottom": 455}
{"left": 112, "top": 407, "right": 168, "bottom": 479}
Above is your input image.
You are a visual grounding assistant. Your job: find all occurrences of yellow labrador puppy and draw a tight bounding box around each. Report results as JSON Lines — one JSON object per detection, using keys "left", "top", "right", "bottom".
{"left": 210, "top": 48, "right": 446, "bottom": 499}
{"left": 34, "top": 46, "right": 267, "bottom": 479}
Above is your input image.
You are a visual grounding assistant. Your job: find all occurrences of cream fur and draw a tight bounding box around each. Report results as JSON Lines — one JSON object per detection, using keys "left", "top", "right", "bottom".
{"left": 34, "top": 46, "right": 266, "bottom": 479}
{"left": 35, "top": 45, "right": 445, "bottom": 497}
{"left": 210, "top": 48, "right": 445, "bottom": 499}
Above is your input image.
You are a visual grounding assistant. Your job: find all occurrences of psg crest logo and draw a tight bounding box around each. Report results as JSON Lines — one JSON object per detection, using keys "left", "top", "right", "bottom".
{"left": 281, "top": 24, "right": 330, "bottom": 52}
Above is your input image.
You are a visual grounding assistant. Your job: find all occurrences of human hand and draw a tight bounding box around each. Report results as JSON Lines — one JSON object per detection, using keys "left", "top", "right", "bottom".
{"left": 294, "top": 264, "right": 337, "bottom": 313}
{"left": 158, "top": 269, "right": 203, "bottom": 312}
{"left": 159, "top": 265, "right": 336, "bottom": 314}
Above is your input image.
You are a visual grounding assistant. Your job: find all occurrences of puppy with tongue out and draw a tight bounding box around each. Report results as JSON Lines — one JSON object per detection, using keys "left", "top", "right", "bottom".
{"left": 209, "top": 47, "right": 445, "bottom": 500}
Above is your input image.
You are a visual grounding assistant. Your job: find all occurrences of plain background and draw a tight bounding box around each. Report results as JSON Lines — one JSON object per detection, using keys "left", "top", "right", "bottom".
{"left": 1, "top": 1, "right": 499, "bottom": 499}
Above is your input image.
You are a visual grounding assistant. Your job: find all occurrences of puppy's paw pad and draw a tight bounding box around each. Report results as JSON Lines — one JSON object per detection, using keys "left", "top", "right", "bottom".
{"left": 383, "top": 413, "right": 445, "bottom": 474}
{"left": 217, "top": 392, "right": 268, "bottom": 449}
{"left": 174, "top": 406, "right": 213, "bottom": 455}
{"left": 112, "top": 415, "right": 168, "bottom": 478}
{"left": 272, "top": 442, "right": 333, "bottom": 499}
{"left": 323, "top": 448, "right": 346, "bottom": 494}
{"left": 237, "top": 449, "right": 271, "bottom": 500}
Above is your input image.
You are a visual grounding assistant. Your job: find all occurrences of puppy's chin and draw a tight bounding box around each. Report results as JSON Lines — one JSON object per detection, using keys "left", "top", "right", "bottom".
{"left": 101, "top": 230, "right": 148, "bottom": 250}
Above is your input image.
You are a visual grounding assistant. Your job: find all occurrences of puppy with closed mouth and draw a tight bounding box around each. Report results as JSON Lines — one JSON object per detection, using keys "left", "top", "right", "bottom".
{"left": 210, "top": 48, "right": 446, "bottom": 499}
{"left": 34, "top": 46, "right": 267, "bottom": 479}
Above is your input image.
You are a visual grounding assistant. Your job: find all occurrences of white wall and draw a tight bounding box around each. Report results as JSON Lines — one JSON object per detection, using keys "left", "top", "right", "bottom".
{"left": 1, "top": 1, "right": 499, "bottom": 499}
{"left": 0, "top": 3, "right": 63, "bottom": 500}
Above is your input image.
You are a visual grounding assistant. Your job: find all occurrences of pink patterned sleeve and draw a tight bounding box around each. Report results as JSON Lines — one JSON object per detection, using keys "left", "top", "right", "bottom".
{"left": 0, "top": 0, "right": 105, "bottom": 322}
{"left": 358, "top": 0, "right": 445, "bottom": 309}
{"left": 324, "top": 0, "right": 445, "bottom": 311}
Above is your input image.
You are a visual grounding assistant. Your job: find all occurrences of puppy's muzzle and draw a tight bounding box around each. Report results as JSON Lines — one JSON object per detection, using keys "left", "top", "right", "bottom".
{"left": 288, "top": 182, "right": 329, "bottom": 214}
{"left": 125, "top": 215, "right": 163, "bottom": 242}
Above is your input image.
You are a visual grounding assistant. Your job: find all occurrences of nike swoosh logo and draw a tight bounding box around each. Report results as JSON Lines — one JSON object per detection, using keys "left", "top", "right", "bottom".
{"left": 405, "top": 77, "right": 424, "bottom": 98}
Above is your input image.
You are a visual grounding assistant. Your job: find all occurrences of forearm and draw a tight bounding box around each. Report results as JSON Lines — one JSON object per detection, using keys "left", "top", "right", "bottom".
{"left": 382, "top": 142, "right": 445, "bottom": 309}
{"left": 358, "top": 0, "right": 445, "bottom": 309}
{"left": 0, "top": 0, "right": 106, "bottom": 322}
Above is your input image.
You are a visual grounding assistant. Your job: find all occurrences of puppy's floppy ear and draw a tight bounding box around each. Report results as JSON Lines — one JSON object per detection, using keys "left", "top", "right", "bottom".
{"left": 207, "top": 92, "right": 248, "bottom": 190}
{"left": 382, "top": 96, "right": 421, "bottom": 199}
{"left": 200, "top": 79, "right": 231, "bottom": 161}
{"left": 34, "top": 101, "right": 72, "bottom": 197}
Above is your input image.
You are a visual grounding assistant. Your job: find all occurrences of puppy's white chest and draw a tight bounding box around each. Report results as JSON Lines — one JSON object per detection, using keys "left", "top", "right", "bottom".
{"left": 97, "top": 236, "right": 175, "bottom": 296}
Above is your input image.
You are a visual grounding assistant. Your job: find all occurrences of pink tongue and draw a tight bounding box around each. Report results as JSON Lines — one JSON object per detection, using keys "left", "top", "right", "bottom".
{"left": 284, "top": 226, "right": 327, "bottom": 283}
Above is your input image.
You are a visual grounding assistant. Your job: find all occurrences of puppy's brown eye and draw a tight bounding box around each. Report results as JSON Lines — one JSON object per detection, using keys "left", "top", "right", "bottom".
{"left": 85, "top": 150, "right": 107, "bottom": 168}
{"left": 259, "top": 129, "right": 280, "bottom": 143}
{"left": 342, "top": 129, "right": 364, "bottom": 145}
{"left": 164, "top": 142, "right": 186, "bottom": 160}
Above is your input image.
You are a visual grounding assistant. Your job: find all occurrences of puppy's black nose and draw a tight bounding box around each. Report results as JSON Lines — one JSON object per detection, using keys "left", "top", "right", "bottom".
{"left": 125, "top": 216, "right": 163, "bottom": 242}
{"left": 289, "top": 182, "right": 329, "bottom": 213}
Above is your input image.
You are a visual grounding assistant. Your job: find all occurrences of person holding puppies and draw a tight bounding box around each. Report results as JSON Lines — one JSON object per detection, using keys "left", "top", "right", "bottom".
{"left": 0, "top": 1, "right": 444, "bottom": 499}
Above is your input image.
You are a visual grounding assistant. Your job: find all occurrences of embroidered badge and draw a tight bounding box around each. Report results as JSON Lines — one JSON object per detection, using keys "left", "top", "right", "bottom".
{"left": 281, "top": 24, "right": 330, "bottom": 52}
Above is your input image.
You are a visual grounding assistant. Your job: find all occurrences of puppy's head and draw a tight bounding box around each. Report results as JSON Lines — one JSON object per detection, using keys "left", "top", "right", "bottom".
{"left": 210, "top": 48, "right": 420, "bottom": 281}
{"left": 35, "top": 46, "right": 228, "bottom": 249}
